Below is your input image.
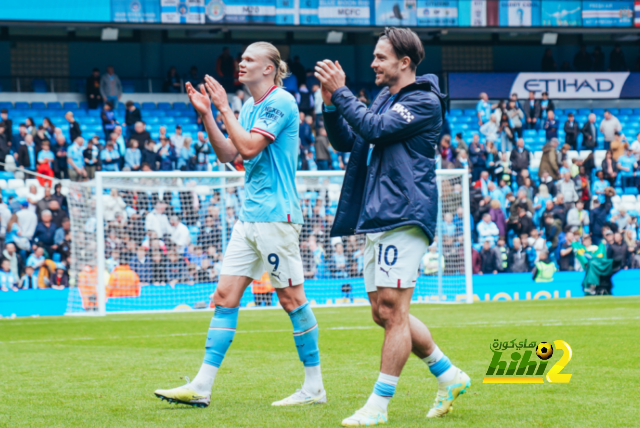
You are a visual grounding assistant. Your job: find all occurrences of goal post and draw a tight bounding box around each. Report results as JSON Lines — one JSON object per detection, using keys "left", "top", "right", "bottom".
{"left": 66, "top": 168, "right": 472, "bottom": 316}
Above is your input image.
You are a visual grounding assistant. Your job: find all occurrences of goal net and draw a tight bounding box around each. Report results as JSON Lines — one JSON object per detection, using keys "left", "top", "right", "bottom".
{"left": 65, "top": 169, "right": 472, "bottom": 315}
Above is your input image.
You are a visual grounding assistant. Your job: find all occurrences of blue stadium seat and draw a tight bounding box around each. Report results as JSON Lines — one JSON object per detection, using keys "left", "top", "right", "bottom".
{"left": 173, "top": 102, "right": 188, "bottom": 110}
{"left": 538, "top": 137, "right": 546, "bottom": 144}
{"left": 0, "top": 102, "right": 12, "bottom": 109}
{"left": 146, "top": 124, "right": 157, "bottom": 132}
{"left": 146, "top": 110, "right": 166, "bottom": 117}
{"left": 79, "top": 102, "right": 89, "bottom": 110}
{"left": 163, "top": 117, "right": 175, "bottom": 124}
{"left": 176, "top": 110, "right": 196, "bottom": 118}
{"left": 620, "top": 108, "right": 633, "bottom": 116}
{"left": 84, "top": 117, "right": 98, "bottom": 124}
{"left": 183, "top": 124, "right": 199, "bottom": 133}
{"left": 450, "top": 109, "right": 463, "bottom": 116}
{"left": 524, "top": 137, "right": 536, "bottom": 145}
{"left": 554, "top": 108, "right": 563, "bottom": 116}
{"left": 592, "top": 108, "right": 605, "bottom": 115}
{"left": 51, "top": 117, "right": 65, "bottom": 125}
{"left": 63, "top": 102, "right": 79, "bottom": 110}
{"left": 624, "top": 187, "right": 639, "bottom": 196}
{"left": 464, "top": 109, "right": 476, "bottom": 117}
{"left": 31, "top": 102, "right": 46, "bottom": 110}
{"left": 459, "top": 116, "right": 473, "bottom": 123}
{"left": 174, "top": 117, "right": 191, "bottom": 125}
{"left": 15, "top": 102, "right": 29, "bottom": 109}
{"left": 146, "top": 117, "right": 160, "bottom": 124}
{"left": 87, "top": 110, "right": 101, "bottom": 117}
{"left": 564, "top": 108, "right": 577, "bottom": 115}
{"left": 48, "top": 102, "right": 62, "bottom": 109}
{"left": 150, "top": 132, "right": 160, "bottom": 140}
{"left": 448, "top": 116, "right": 460, "bottom": 123}
{"left": 633, "top": 108, "right": 640, "bottom": 116}
{"left": 72, "top": 109, "right": 87, "bottom": 117}
{"left": 188, "top": 226, "right": 200, "bottom": 242}
{"left": 523, "top": 129, "right": 537, "bottom": 138}
{"left": 609, "top": 108, "right": 619, "bottom": 115}
{"left": 142, "top": 102, "right": 156, "bottom": 110}
{"left": 619, "top": 115, "right": 629, "bottom": 123}
{"left": 615, "top": 187, "right": 623, "bottom": 195}
{"left": 577, "top": 108, "right": 591, "bottom": 116}
{"left": 576, "top": 115, "right": 588, "bottom": 123}
{"left": 157, "top": 102, "right": 171, "bottom": 110}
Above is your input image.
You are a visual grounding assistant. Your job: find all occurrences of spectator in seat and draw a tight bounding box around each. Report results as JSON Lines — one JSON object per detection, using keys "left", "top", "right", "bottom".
{"left": 522, "top": 91, "right": 540, "bottom": 129}
{"left": 506, "top": 100, "right": 524, "bottom": 141}
{"left": 0, "top": 123, "right": 9, "bottom": 168}
{"left": 480, "top": 240, "right": 500, "bottom": 274}
{"left": 608, "top": 232, "right": 629, "bottom": 272}
{"left": 32, "top": 209, "right": 57, "bottom": 255}
{"left": 82, "top": 138, "right": 99, "bottom": 179}
{"left": 609, "top": 44, "right": 628, "bottom": 72}
{"left": 129, "top": 246, "right": 152, "bottom": 284}
{"left": 166, "top": 251, "right": 188, "bottom": 286}
{"left": 297, "top": 83, "right": 313, "bottom": 116}
{"left": 124, "top": 101, "right": 142, "bottom": 141}
{"left": 509, "top": 138, "right": 530, "bottom": 178}
{"left": 12, "top": 123, "right": 28, "bottom": 149}
{"left": 50, "top": 265, "right": 69, "bottom": 290}
{"left": 146, "top": 202, "right": 171, "bottom": 239}
{"left": 581, "top": 113, "right": 598, "bottom": 152}
{"left": 314, "top": 126, "right": 332, "bottom": 171}
{"left": 539, "top": 92, "right": 555, "bottom": 122}
{"left": 331, "top": 242, "right": 348, "bottom": 279}
{"left": 124, "top": 139, "right": 141, "bottom": 171}
{"left": 469, "top": 134, "right": 486, "bottom": 181}
{"left": 508, "top": 237, "right": 530, "bottom": 273}
{"left": 100, "top": 141, "right": 120, "bottom": 172}
{"left": 53, "top": 133, "right": 68, "bottom": 179}
{"left": 86, "top": 68, "right": 103, "bottom": 109}
{"left": 289, "top": 56, "right": 307, "bottom": 90}
{"left": 36, "top": 140, "right": 55, "bottom": 186}
{"left": 16, "top": 134, "right": 37, "bottom": 173}
{"left": 170, "top": 124, "right": 185, "bottom": 148}
{"left": 617, "top": 147, "right": 638, "bottom": 189}
{"left": 558, "top": 171, "right": 579, "bottom": 210}
{"left": 480, "top": 115, "right": 499, "bottom": 144}
{"left": 0, "top": 258, "right": 17, "bottom": 292}
{"left": 141, "top": 141, "right": 159, "bottom": 171}
{"left": 48, "top": 200, "right": 64, "bottom": 228}
{"left": 101, "top": 101, "right": 118, "bottom": 140}
{"left": 543, "top": 214, "right": 562, "bottom": 253}
{"left": 107, "top": 259, "right": 140, "bottom": 298}
{"left": 18, "top": 265, "right": 37, "bottom": 290}
{"left": 574, "top": 45, "right": 593, "bottom": 71}
{"left": 65, "top": 111, "right": 81, "bottom": 143}
{"left": 477, "top": 213, "right": 499, "bottom": 246}
{"left": 541, "top": 48, "right": 557, "bottom": 71}
{"left": 610, "top": 132, "right": 628, "bottom": 162}
{"left": 602, "top": 149, "right": 618, "bottom": 186}
{"left": 216, "top": 47, "right": 236, "bottom": 92}
{"left": 3, "top": 243, "right": 23, "bottom": 281}
{"left": 567, "top": 200, "right": 590, "bottom": 236}
{"left": 489, "top": 199, "right": 506, "bottom": 238}
{"left": 538, "top": 137, "right": 560, "bottom": 181}
{"left": 169, "top": 215, "right": 191, "bottom": 251}
{"left": 158, "top": 138, "right": 177, "bottom": 171}
{"left": 53, "top": 217, "right": 70, "bottom": 249}
{"left": 532, "top": 249, "right": 556, "bottom": 282}
{"left": 129, "top": 121, "right": 151, "bottom": 147}
{"left": 1, "top": 109, "right": 14, "bottom": 144}
{"left": 564, "top": 113, "right": 580, "bottom": 150}
{"left": 600, "top": 111, "right": 622, "bottom": 151}
{"left": 100, "top": 66, "right": 122, "bottom": 108}
{"left": 476, "top": 92, "right": 492, "bottom": 126}
{"left": 26, "top": 245, "right": 46, "bottom": 279}
{"left": 453, "top": 149, "right": 470, "bottom": 173}
{"left": 193, "top": 132, "right": 212, "bottom": 171}
{"left": 544, "top": 110, "right": 558, "bottom": 141}
{"left": 230, "top": 90, "right": 245, "bottom": 113}
{"left": 52, "top": 183, "right": 68, "bottom": 214}
{"left": 164, "top": 66, "right": 181, "bottom": 93}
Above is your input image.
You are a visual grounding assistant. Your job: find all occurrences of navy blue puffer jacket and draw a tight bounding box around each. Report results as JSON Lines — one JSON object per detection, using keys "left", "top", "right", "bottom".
{"left": 323, "top": 74, "right": 446, "bottom": 241}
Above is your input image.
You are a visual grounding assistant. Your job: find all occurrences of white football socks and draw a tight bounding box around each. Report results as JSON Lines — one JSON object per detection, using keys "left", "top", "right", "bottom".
{"left": 422, "top": 345, "right": 457, "bottom": 383}
{"left": 366, "top": 373, "right": 399, "bottom": 413}
{"left": 189, "top": 363, "right": 218, "bottom": 395}
{"left": 303, "top": 365, "right": 324, "bottom": 396}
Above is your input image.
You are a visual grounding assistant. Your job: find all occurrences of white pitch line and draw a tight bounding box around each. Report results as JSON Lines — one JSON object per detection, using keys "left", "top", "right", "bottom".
{"left": 1, "top": 316, "right": 638, "bottom": 345}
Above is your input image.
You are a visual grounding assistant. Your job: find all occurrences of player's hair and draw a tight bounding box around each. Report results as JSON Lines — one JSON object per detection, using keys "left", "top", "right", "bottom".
{"left": 379, "top": 27, "right": 425, "bottom": 71}
{"left": 246, "top": 42, "right": 289, "bottom": 87}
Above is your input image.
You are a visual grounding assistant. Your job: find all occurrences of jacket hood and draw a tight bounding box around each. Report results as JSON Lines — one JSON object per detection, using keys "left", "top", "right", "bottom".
{"left": 415, "top": 74, "right": 445, "bottom": 98}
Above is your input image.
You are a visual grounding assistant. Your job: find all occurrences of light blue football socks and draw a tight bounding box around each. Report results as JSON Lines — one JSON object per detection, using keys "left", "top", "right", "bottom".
{"left": 366, "top": 373, "right": 399, "bottom": 412}
{"left": 422, "top": 345, "right": 457, "bottom": 382}
{"left": 289, "top": 302, "right": 324, "bottom": 394}
{"left": 190, "top": 306, "right": 239, "bottom": 395}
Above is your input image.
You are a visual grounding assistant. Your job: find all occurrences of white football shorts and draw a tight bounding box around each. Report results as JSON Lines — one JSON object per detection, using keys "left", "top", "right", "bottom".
{"left": 363, "top": 225, "right": 430, "bottom": 293}
{"left": 220, "top": 221, "right": 304, "bottom": 288}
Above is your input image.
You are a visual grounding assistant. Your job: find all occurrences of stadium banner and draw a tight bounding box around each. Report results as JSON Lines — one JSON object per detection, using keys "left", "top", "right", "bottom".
{"left": 299, "top": 0, "right": 320, "bottom": 24}
{"left": 205, "top": 0, "right": 276, "bottom": 24}
{"left": 458, "top": 0, "right": 499, "bottom": 26}
{"left": 448, "top": 72, "right": 640, "bottom": 99}
{"left": 3, "top": 271, "right": 639, "bottom": 317}
{"left": 0, "top": 1, "right": 112, "bottom": 23}
{"left": 498, "top": 0, "right": 541, "bottom": 27}
{"left": 316, "top": 0, "right": 372, "bottom": 26}
{"left": 582, "top": 0, "right": 633, "bottom": 27}
{"left": 375, "top": 0, "right": 417, "bottom": 27}
{"left": 161, "top": 0, "right": 205, "bottom": 24}
{"left": 276, "top": 0, "right": 300, "bottom": 25}
{"left": 416, "top": 0, "right": 459, "bottom": 26}
{"left": 635, "top": 0, "right": 640, "bottom": 26}
{"left": 112, "top": 0, "right": 161, "bottom": 23}
{"left": 541, "top": 0, "right": 581, "bottom": 26}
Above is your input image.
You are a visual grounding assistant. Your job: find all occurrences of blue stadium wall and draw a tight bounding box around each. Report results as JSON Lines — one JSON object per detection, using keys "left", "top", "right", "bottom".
{"left": 1, "top": 271, "right": 639, "bottom": 318}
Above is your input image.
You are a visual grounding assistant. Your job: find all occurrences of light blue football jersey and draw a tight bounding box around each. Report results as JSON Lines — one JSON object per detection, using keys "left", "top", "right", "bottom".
{"left": 238, "top": 86, "right": 303, "bottom": 224}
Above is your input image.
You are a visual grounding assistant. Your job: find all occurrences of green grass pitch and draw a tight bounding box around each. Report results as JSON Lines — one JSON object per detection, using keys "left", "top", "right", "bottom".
{"left": 1, "top": 296, "right": 639, "bottom": 427}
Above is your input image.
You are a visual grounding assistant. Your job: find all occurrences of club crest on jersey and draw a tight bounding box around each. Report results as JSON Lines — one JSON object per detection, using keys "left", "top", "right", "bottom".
{"left": 391, "top": 103, "right": 414, "bottom": 123}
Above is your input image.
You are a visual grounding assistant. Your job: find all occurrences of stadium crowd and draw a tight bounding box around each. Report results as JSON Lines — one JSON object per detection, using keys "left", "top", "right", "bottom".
{"left": 1, "top": 50, "right": 640, "bottom": 297}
